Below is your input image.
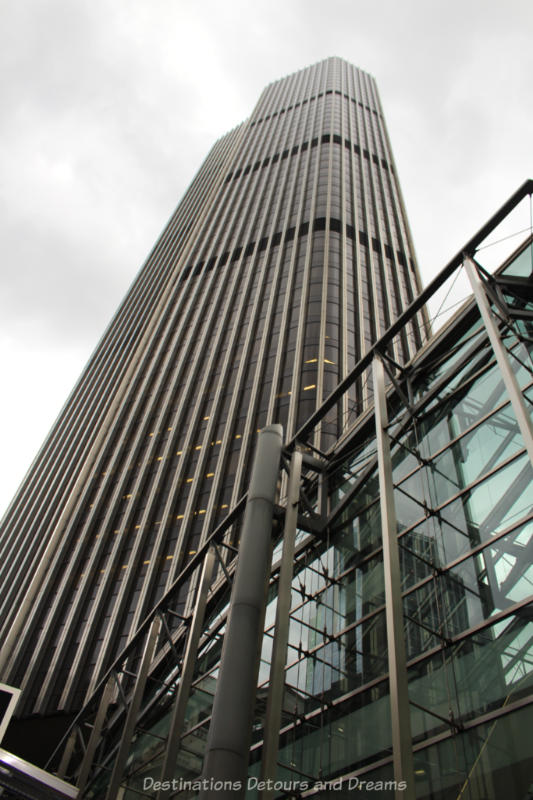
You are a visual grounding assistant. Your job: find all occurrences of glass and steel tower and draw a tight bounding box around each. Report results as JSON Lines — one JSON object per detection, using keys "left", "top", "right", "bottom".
{"left": 0, "top": 57, "right": 428, "bottom": 739}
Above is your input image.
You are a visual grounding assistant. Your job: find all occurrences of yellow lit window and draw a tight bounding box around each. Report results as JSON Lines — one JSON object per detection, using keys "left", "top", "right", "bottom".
{"left": 303, "top": 384, "right": 316, "bottom": 391}
{"left": 305, "top": 358, "right": 318, "bottom": 363}
{"left": 195, "top": 445, "right": 202, "bottom": 450}
{"left": 143, "top": 560, "right": 150, "bottom": 565}
{"left": 176, "top": 514, "right": 184, "bottom": 519}
{"left": 206, "top": 472, "right": 214, "bottom": 478}
{"left": 166, "top": 555, "right": 173, "bottom": 560}
{"left": 198, "top": 509, "right": 206, "bottom": 515}
{"left": 186, "top": 478, "right": 193, "bottom": 483}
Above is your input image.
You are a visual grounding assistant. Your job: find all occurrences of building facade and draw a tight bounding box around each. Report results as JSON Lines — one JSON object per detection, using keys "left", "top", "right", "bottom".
{"left": 0, "top": 57, "right": 427, "bottom": 747}
{"left": 39, "top": 183, "right": 533, "bottom": 800}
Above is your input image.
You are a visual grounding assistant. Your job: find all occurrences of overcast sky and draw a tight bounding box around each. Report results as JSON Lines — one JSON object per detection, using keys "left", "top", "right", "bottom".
{"left": 1, "top": 0, "right": 532, "bottom": 515}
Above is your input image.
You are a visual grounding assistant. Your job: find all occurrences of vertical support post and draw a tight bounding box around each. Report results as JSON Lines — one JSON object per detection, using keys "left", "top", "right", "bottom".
{"left": 76, "top": 674, "right": 115, "bottom": 793}
{"left": 464, "top": 256, "right": 533, "bottom": 466}
{"left": 104, "top": 615, "right": 162, "bottom": 800}
{"left": 261, "top": 449, "right": 302, "bottom": 796}
{"left": 157, "top": 548, "right": 216, "bottom": 796}
{"left": 56, "top": 726, "right": 78, "bottom": 780}
{"left": 200, "top": 424, "right": 283, "bottom": 800}
{"left": 373, "top": 355, "right": 415, "bottom": 800}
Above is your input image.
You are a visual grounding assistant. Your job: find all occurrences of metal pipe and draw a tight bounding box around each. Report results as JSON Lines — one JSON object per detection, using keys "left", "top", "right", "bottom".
{"left": 261, "top": 450, "right": 302, "bottom": 796}
{"left": 200, "top": 424, "right": 283, "bottom": 800}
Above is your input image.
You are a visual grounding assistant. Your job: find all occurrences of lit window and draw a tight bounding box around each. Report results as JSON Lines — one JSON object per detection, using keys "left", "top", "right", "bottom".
{"left": 303, "top": 384, "right": 316, "bottom": 391}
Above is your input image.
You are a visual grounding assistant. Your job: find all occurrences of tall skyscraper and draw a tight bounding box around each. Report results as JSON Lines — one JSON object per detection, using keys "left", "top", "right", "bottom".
{"left": 0, "top": 57, "right": 428, "bottom": 749}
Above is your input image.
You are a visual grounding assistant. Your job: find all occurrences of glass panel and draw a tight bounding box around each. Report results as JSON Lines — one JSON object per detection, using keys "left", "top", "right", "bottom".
{"left": 439, "top": 452, "right": 532, "bottom": 544}
{"left": 413, "top": 701, "right": 533, "bottom": 800}
{"left": 501, "top": 238, "right": 533, "bottom": 278}
{"left": 285, "top": 611, "right": 388, "bottom": 699}
{"left": 332, "top": 495, "right": 382, "bottom": 553}
{"left": 273, "top": 680, "right": 392, "bottom": 783}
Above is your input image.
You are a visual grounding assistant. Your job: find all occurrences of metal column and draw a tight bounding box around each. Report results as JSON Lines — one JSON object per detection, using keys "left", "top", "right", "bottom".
{"left": 373, "top": 355, "right": 415, "bottom": 800}
{"left": 261, "top": 449, "right": 302, "bottom": 795}
{"left": 104, "top": 615, "right": 162, "bottom": 800}
{"left": 76, "top": 674, "right": 115, "bottom": 794}
{"left": 200, "top": 424, "right": 283, "bottom": 800}
{"left": 464, "top": 255, "right": 533, "bottom": 465}
{"left": 157, "top": 548, "right": 215, "bottom": 796}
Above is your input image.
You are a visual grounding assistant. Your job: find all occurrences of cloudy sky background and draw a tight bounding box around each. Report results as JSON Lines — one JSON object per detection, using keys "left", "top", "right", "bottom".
{"left": 1, "top": 0, "right": 532, "bottom": 515}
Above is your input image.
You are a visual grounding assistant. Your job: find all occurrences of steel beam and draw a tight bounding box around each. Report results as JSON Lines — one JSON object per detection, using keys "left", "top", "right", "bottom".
{"left": 56, "top": 726, "right": 77, "bottom": 781}
{"left": 200, "top": 424, "right": 283, "bottom": 800}
{"left": 104, "top": 616, "right": 162, "bottom": 800}
{"left": 157, "top": 548, "right": 215, "bottom": 796}
{"left": 261, "top": 450, "right": 302, "bottom": 796}
{"left": 373, "top": 355, "right": 415, "bottom": 800}
{"left": 76, "top": 673, "right": 115, "bottom": 794}
{"left": 464, "top": 256, "right": 533, "bottom": 466}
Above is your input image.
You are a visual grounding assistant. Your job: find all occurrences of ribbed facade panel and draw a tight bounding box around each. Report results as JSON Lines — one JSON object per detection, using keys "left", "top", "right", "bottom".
{"left": 0, "top": 58, "right": 427, "bottom": 718}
